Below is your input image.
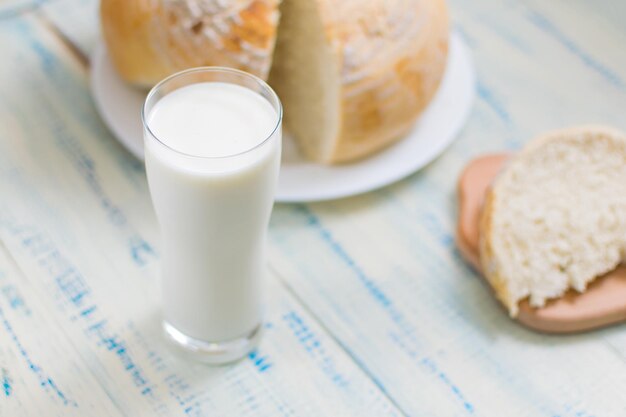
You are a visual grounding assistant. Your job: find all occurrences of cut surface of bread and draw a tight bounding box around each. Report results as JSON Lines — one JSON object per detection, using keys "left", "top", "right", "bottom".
{"left": 458, "top": 154, "right": 626, "bottom": 333}
{"left": 266, "top": 0, "right": 340, "bottom": 162}
{"left": 268, "top": 0, "right": 449, "bottom": 163}
{"left": 480, "top": 126, "right": 626, "bottom": 316}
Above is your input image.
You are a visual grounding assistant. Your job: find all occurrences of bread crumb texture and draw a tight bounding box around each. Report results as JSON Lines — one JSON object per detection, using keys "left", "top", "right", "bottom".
{"left": 481, "top": 126, "right": 626, "bottom": 316}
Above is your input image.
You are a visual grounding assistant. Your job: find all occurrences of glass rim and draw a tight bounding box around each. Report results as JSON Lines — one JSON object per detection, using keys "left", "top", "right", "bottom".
{"left": 141, "top": 66, "right": 283, "bottom": 160}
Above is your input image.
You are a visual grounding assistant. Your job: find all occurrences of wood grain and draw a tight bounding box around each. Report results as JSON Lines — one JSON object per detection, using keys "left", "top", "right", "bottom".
{"left": 0, "top": 0, "right": 625, "bottom": 416}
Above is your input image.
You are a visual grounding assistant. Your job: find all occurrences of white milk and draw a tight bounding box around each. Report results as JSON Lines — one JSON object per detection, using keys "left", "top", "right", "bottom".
{"left": 144, "top": 82, "right": 281, "bottom": 343}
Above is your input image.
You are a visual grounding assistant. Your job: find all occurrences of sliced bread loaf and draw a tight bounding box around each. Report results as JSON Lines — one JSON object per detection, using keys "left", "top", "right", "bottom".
{"left": 480, "top": 126, "right": 626, "bottom": 316}
{"left": 267, "top": 0, "right": 449, "bottom": 163}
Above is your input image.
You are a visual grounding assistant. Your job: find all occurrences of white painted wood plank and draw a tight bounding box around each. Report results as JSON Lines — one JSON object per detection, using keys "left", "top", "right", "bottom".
{"left": 0, "top": 0, "right": 41, "bottom": 19}
{"left": 39, "top": 0, "right": 97, "bottom": 57}
{"left": 448, "top": 0, "right": 626, "bottom": 156}
{"left": 0, "top": 15, "right": 403, "bottom": 417}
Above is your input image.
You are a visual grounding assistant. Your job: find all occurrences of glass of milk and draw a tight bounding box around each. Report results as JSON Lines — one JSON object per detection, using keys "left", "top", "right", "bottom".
{"left": 141, "top": 67, "right": 282, "bottom": 364}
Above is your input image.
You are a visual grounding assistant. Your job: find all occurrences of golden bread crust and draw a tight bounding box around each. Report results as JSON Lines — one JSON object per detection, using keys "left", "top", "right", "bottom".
{"left": 101, "top": 0, "right": 280, "bottom": 88}
{"left": 322, "top": 0, "right": 449, "bottom": 162}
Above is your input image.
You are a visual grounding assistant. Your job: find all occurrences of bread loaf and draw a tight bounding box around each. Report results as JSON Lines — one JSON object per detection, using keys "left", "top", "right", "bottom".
{"left": 480, "top": 126, "right": 626, "bottom": 316}
{"left": 100, "top": 0, "right": 449, "bottom": 163}
{"left": 267, "top": 0, "right": 449, "bottom": 163}
{"left": 100, "top": 0, "right": 280, "bottom": 88}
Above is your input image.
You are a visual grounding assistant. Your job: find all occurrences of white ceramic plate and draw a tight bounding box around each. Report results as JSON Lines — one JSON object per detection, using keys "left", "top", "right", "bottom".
{"left": 91, "top": 32, "right": 475, "bottom": 202}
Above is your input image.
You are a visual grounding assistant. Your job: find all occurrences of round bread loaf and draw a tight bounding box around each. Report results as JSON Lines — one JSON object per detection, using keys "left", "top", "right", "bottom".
{"left": 100, "top": 0, "right": 280, "bottom": 88}
{"left": 101, "top": 0, "right": 449, "bottom": 163}
{"left": 267, "top": 0, "right": 449, "bottom": 163}
{"left": 480, "top": 126, "right": 626, "bottom": 316}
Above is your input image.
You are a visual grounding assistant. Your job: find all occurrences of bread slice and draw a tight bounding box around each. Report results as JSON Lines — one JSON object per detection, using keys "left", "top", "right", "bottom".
{"left": 267, "top": 0, "right": 449, "bottom": 163}
{"left": 480, "top": 126, "right": 626, "bottom": 316}
{"left": 101, "top": 0, "right": 281, "bottom": 88}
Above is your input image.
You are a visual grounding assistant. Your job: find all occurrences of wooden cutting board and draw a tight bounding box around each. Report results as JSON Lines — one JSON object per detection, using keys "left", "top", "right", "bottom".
{"left": 456, "top": 153, "right": 626, "bottom": 333}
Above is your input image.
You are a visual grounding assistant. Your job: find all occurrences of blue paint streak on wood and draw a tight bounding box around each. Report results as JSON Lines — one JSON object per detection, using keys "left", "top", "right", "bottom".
{"left": 53, "top": 122, "right": 154, "bottom": 263}
{"left": 420, "top": 211, "right": 455, "bottom": 249}
{"left": 5, "top": 224, "right": 159, "bottom": 402}
{"left": 248, "top": 349, "right": 273, "bottom": 373}
{"left": 86, "top": 326, "right": 154, "bottom": 396}
{"left": 554, "top": 403, "right": 597, "bottom": 417}
{"left": 165, "top": 374, "right": 191, "bottom": 404}
{"left": 1, "top": 284, "right": 31, "bottom": 315}
{"left": 163, "top": 373, "right": 207, "bottom": 416}
{"left": 129, "top": 237, "right": 157, "bottom": 267}
{"left": 476, "top": 81, "right": 512, "bottom": 123}
{"left": 293, "top": 205, "right": 417, "bottom": 340}
{"left": 56, "top": 269, "right": 90, "bottom": 307}
{"left": 526, "top": 10, "right": 625, "bottom": 89}
{"left": 421, "top": 358, "right": 475, "bottom": 414}
{"left": 50, "top": 121, "right": 128, "bottom": 227}
{"left": 283, "top": 310, "right": 348, "bottom": 387}
{"left": 1, "top": 368, "right": 11, "bottom": 397}
{"left": 297, "top": 205, "right": 392, "bottom": 308}
{"left": 80, "top": 304, "right": 97, "bottom": 317}
{"left": 573, "top": 411, "right": 596, "bottom": 417}
{"left": 289, "top": 205, "right": 478, "bottom": 414}
{"left": 0, "top": 307, "right": 75, "bottom": 405}
{"left": 49, "top": 117, "right": 155, "bottom": 266}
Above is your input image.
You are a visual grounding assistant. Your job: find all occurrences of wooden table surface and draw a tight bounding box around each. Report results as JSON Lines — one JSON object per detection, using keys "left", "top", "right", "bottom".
{"left": 1, "top": 0, "right": 626, "bottom": 415}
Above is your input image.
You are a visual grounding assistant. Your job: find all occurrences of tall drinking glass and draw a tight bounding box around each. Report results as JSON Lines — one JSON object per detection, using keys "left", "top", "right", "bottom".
{"left": 141, "top": 67, "right": 282, "bottom": 364}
